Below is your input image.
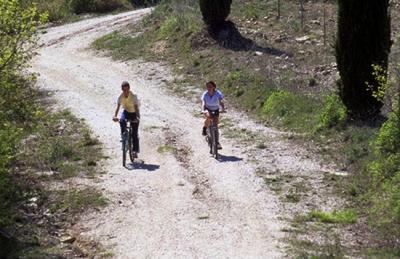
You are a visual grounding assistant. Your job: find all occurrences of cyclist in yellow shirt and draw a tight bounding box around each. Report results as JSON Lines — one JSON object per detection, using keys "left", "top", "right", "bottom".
{"left": 113, "top": 81, "right": 140, "bottom": 158}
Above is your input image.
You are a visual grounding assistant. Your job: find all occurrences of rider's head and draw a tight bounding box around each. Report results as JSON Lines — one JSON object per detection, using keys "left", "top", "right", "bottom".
{"left": 121, "top": 81, "right": 130, "bottom": 96}
{"left": 206, "top": 81, "right": 216, "bottom": 93}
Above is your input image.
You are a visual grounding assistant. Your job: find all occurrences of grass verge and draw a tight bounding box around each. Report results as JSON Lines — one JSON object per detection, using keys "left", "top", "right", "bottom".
{"left": 0, "top": 90, "right": 108, "bottom": 258}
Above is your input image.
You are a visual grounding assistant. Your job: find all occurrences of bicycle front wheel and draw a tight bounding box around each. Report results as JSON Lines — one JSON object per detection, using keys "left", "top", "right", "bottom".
{"left": 122, "top": 137, "right": 127, "bottom": 167}
{"left": 128, "top": 129, "right": 134, "bottom": 163}
{"left": 211, "top": 127, "right": 218, "bottom": 159}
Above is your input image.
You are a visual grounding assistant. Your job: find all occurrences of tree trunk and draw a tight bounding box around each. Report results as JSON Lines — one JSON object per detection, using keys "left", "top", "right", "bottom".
{"left": 336, "top": 0, "right": 391, "bottom": 118}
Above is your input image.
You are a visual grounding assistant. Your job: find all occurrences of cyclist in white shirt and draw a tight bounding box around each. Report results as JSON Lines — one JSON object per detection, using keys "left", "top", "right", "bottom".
{"left": 201, "top": 81, "right": 226, "bottom": 149}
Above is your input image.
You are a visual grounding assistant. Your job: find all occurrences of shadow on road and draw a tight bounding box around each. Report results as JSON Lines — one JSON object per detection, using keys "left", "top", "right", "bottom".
{"left": 218, "top": 154, "right": 243, "bottom": 163}
{"left": 126, "top": 161, "right": 160, "bottom": 171}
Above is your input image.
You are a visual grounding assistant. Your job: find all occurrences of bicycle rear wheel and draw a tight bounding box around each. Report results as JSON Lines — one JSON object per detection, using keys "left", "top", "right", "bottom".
{"left": 122, "top": 133, "right": 127, "bottom": 167}
{"left": 128, "top": 128, "right": 134, "bottom": 163}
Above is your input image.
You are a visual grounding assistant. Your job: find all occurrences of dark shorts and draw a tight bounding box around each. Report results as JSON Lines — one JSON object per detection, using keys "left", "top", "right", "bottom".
{"left": 120, "top": 110, "right": 137, "bottom": 121}
{"left": 206, "top": 108, "right": 219, "bottom": 118}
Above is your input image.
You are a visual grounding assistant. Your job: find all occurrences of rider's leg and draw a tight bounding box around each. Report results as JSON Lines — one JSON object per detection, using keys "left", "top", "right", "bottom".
{"left": 132, "top": 119, "right": 139, "bottom": 153}
{"left": 203, "top": 113, "right": 211, "bottom": 136}
{"left": 119, "top": 110, "right": 127, "bottom": 135}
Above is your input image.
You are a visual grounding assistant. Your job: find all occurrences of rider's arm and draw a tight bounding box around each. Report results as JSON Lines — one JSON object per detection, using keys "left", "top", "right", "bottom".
{"left": 220, "top": 99, "right": 225, "bottom": 112}
{"left": 201, "top": 100, "right": 207, "bottom": 113}
{"left": 113, "top": 104, "right": 121, "bottom": 121}
{"left": 135, "top": 105, "right": 140, "bottom": 118}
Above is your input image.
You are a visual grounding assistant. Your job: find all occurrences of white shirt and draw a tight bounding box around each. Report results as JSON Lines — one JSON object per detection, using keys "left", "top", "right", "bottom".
{"left": 201, "top": 90, "right": 224, "bottom": 111}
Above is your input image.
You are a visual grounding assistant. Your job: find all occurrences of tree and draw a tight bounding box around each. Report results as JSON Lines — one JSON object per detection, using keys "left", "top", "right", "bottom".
{"left": 335, "top": 0, "right": 391, "bottom": 118}
{"left": 199, "top": 0, "right": 232, "bottom": 29}
{"left": 0, "top": 0, "right": 47, "bottom": 77}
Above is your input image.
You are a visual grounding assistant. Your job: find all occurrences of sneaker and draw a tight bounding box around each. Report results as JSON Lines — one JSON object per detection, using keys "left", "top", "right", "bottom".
{"left": 202, "top": 127, "right": 207, "bottom": 136}
{"left": 217, "top": 143, "right": 222, "bottom": 150}
{"left": 132, "top": 152, "right": 138, "bottom": 158}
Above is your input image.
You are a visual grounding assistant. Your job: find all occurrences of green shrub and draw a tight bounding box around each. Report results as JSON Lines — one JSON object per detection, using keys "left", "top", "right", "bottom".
{"left": 308, "top": 209, "right": 358, "bottom": 224}
{"left": 159, "top": 16, "right": 179, "bottom": 38}
{"left": 369, "top": 173, "right": 400, "bottom": 238}
{"left": 374, "top": 110, "right": 400, "bottom": 155}
{"left": 316, "top": 94, "right": 347, "bottom": 130}
{"left": 36, "top": 0, "right": 72, "bottom": 21}
{"left": 243, "top": 4, "right": 259, "bottom": 19}
{"left": 262, "top": 91, "right": 320, "bottom": 131}
{"left": 367, "top": 98, "right": 400, "bottom": 239}
{"left": 130, "top": 0, "right": 160, "bottom": 7}
{"left": 70, "top": 0, "right": 131, "bottom": 14}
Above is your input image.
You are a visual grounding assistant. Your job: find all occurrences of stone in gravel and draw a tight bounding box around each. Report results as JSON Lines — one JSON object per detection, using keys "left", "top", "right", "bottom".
{"left": 192, "top": 186, "right": 200, "bottom": 195}
{"left": 295, "top": 35, "right": 310, "bottom": 43}
{"left": 60, "top": 236, "right": 76, "bottom": 244}
{"left": 197, "top": 215, "right": 209, "bottom": 220}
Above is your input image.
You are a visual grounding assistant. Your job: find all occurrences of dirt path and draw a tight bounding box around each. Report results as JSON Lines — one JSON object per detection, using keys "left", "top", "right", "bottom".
{"left": 32, "top": 9, "right": 342, "bottom": 258}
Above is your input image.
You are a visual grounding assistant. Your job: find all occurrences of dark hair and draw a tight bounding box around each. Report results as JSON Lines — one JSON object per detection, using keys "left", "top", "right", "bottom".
{"left": 121, "top": 81, "right": 130, "bottom": 88}
{"left": 206, "top": 81, "right": 216, "bottom": 88}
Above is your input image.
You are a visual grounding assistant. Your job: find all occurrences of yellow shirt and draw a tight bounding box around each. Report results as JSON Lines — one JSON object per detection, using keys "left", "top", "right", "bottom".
{"left": 118, "top": 91, "right": 138, "bottom": 113}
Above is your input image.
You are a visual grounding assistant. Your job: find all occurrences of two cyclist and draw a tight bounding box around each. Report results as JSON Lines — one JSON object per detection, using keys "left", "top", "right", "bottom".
{"left": 113, "top": 80, "right": 226, "bottom": 160}
{"left": 201, "top": 81, "right": 226, "bottom": 150}
{"left": 113, "top": 81, "right": 140, "bottom": 158}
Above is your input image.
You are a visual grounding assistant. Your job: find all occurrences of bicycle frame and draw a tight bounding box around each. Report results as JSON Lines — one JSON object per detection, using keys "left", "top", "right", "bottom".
{"left": 122, "top": 119, "right": 139, "bottom": 167}
{"left": 206, "top": 111, "right": 219, "bottom": 159}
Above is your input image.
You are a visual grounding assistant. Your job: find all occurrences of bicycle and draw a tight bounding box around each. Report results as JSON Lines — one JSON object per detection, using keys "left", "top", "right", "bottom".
{"left": 204, "top": 110, "right": 225, "bottom": 159}
{"left": 121, "top": 118, "right": 139, "bottom": 167}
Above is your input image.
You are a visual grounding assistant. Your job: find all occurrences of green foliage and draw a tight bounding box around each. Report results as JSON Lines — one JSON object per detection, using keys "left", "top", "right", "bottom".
{"left": 0, "top": 0, "right": 47, "bottom": 76}
{"left": 0, "top": 0, "right": 44, "bottom": 229}
{"left": 242, "top": 4, "right": 260, "bottom": 19}
{"left": 51, "top": 188, "right": 108, "bottom": 213}
{"left": 316, "top": 94, "right": 347, "bottom": 130}
{"left": 370, "top": 64, "right": 391, "bottom": 103}
{"left": 21, "top": 0, "right": 72, "bottom": 22}
{"left": 22, "top": 0, "right": 133, "bottom": 22}
{"left": 366, "top": 96, "right": 400, "bottom": 239}
{"left": 308, "top": 209, "right": 358, "bottom": 224}
{"left": 336, "top": 0, "right": 391, "bottom": 118}
{"left": 159, "top": 16, "right": 179, "bottom": 38}
{"left": 199, "top": 0, "right": 232, "bottom": 27}
{"left": 70, "top": 0, "right": 131, "bottom": 14}
{"left": 262, "top": 91, "right": 320, "bottom": 131}
{"left": 374, "top": 109, "right": 400, "bottom": 156}
{"left": 130, "top": 0, "right": 160, "bottom": 7}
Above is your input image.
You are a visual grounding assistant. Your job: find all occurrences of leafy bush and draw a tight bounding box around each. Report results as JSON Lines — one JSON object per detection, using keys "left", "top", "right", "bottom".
{"left": 308, "top": 209, "right": 357, "bottom": 224}
{"left": 130, "top": 0, "right": 160, "bottom": 7}
{"left": 159, "top": 16, "right": 179, "bottom": 38}
{"left": 0, "top": 0, "right": 45, "bottom": 249}
{"left": 70, "top": 0, "right": 131, "bottom": 14}
{"left": 262, "top": 91, "right": 320, "bottom": 131}
{"left": 25, "top": 0, "right": 72, "bottom": 22}
{"left": 316, "top": 94, "right": 347, "bottom": 130}
{"left": 367, "top": 97, "right": 400, "bottom": 239}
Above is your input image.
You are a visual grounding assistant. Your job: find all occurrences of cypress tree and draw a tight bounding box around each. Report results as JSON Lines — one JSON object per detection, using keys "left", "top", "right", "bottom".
{"left": 199, "top": 0, "right": 232, "bottom": 28}
{"left": 336, "top": 0, "right": 391, "bottom": 118}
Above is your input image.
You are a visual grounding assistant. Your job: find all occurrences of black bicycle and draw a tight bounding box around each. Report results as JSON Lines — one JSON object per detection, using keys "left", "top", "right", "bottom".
{"left": 205, "top": 110, "right": 224, "bottom": 159}
{"left": 122, "top": 118, "right": 139, "bottom": 167}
